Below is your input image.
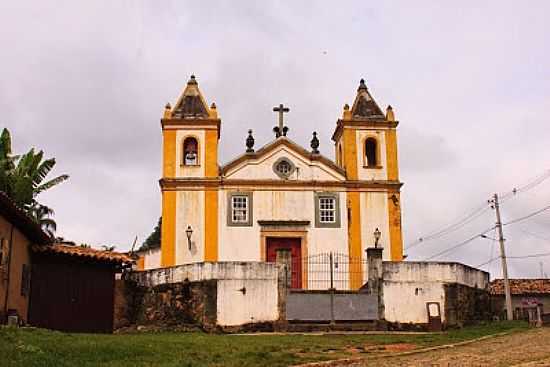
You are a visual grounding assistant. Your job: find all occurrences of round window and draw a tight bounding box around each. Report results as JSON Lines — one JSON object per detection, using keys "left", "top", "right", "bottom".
{"left": 273, "top": 157, "right": 295, "bottom": 179}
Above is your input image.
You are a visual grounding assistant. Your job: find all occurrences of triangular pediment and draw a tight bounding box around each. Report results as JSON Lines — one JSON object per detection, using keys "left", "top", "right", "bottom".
{"left": 221, "top": 138, "right": 346, "bottom": 181}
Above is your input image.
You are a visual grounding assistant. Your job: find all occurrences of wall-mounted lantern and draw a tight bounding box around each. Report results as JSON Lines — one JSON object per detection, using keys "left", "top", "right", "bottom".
{"left": 373, "top": 228, "right": 381, "bottom": 248}
{"left": 185, "top": 225, "right": 193, "bottom": 250}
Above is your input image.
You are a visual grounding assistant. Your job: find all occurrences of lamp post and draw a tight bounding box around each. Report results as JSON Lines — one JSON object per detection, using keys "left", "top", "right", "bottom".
{"left": 185, "top": 225, "right": 193, "bottom": 250}
{"left": 374, "top": 228, "right": 381, "bottom": 248}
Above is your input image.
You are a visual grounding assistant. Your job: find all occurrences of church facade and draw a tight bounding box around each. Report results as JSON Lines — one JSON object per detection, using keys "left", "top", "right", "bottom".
{"left": 158, "top": 76, "right": 403, "bottom": 289}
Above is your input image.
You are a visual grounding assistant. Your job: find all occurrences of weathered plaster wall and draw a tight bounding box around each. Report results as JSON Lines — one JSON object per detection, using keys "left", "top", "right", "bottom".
{"left": 360, "top": 192, "right": 390, "bottom": 259}
{"left": 217, "top": 190, "right": 350, "bottom": 262}
{"left": 0, "top": 215, "right": 31, "bottom": 323}
{"left": 175, "top": 190, "right": 204, "bottom": 265}
{"left": 383, "top": 262, "right": 489, "bottom": 289}
{"left": 127, "top": 262, "right": 281, "bottom": 327}
{"left": 140, "top": 248, "right": 161, "bottom": 270}
{"left": 382, "top": 262, "right": 490, "bottom": 325}
{"left": 384, "top": 281, "right": 445, "bottom": 323}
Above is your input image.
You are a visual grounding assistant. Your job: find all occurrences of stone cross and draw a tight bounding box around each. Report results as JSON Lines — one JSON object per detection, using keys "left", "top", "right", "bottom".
{"left": 273, "top": 103, "right": 290, "bottom": 132}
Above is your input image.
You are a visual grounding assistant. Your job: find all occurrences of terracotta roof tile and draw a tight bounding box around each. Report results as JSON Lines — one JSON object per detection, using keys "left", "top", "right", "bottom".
{"left": 32, "top": 243, "right": 134, "bottom": 265}
{"left": 490, "top": 279, "right": 550, "bottom": 295}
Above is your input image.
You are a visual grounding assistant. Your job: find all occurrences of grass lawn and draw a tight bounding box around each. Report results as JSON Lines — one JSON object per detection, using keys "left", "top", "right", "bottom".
{"left": 0, "top": 321, "right": 528, "bottom": 367}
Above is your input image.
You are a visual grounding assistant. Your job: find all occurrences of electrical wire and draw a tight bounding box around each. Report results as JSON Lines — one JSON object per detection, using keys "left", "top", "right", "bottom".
{"left": 406, "top": 202, "right": 491, "bottom": 250}
{"left": 519, "top": 228, "right": 550, "bottom": 242}
{"left": 407, "top": 168, "right": 550, "bottom": 254}
{"left": 499, "top": 169, "right": 550, "bottom": 202}
{"left": 476, "top": 252, "right": 550, "bottom": 268}
{"left": 503, "top": 204, "right": 550, "bottom": 226}
{"left": 422, "top": 226, "right": 496, "bottom": 261}
{"left": 485, "top": 226, "right": 498, "bottom": 273}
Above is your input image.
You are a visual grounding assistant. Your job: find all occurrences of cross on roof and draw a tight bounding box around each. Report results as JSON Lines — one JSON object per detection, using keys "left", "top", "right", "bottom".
{"left": 273, "top": 103, "right": 290, "bottom": 138}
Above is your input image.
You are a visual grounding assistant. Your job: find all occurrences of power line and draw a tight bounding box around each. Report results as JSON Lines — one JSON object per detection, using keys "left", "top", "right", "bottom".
{"left": 503, "top": 204, "right": 550, "bottom": 226}
{"left": 406, "top": 203, "right": 491, "bottom": 250}
{"left": 519, "top": 228, "right": 550, "bottom": 242}
{"left": 422, "top": 226, "right": 496, "bottom": 261}
{"left": 476, "top": 252, "right": 550, "bottom": 268}
{"left": 500, "top": 169, "right": 550, "bottom": 202}
{"left": 407, "top": 168, "right": 550, "bottom": 253}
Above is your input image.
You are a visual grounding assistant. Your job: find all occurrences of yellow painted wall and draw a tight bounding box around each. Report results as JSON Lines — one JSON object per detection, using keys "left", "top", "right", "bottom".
{"left": 347, "top": 191, "right": 363, "bottom": 289}
{"left": 204, "top": 190, "right": 218, "bottom": 261}
{"left": 388, "top": 192, "right": 404, "bottom": 261}
{"left": 385, "top": 129, "right": 399, "bottom": 181}
{"left": 343, "top": 128, "right": 358, "bottom": 180}
{"left": 0, "top": 215, "right": 31, "bottom": 323}
{"left": 162, "top": 130, "right": 177, "bottom": 178}
{"left": 161, "top": 191, "right": 176, "bottom": 267}
{"left": 204, "top": 130, "right": 218, "bottom": 178}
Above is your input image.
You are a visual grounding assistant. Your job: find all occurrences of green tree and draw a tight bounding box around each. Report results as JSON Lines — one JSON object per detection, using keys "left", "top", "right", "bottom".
{"left": 140, "top": 217, "right": 161, "bottom": 251}
{"left": 29, "top": 203, "right": 57, "bottom": 238}
{"left": 0, "top": 128, "right": 69, "bottom": 236}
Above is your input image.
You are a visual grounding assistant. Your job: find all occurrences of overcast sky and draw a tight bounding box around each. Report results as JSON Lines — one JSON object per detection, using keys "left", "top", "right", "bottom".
{"left": 1, "top": 1, "right": 549, "bottom": 278}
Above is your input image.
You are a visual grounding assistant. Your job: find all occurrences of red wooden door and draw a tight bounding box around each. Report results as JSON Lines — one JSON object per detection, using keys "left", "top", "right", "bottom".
{"left": 266, "top": 237, "right": 302, "bottom": 289}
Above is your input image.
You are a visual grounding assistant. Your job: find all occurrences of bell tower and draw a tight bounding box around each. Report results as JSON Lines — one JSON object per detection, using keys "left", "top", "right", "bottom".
{"left": 332, "top": 79, "right": 403, "bottom": 263}
{"left": 160, "top": 75, "right": 221, "bottom": 267}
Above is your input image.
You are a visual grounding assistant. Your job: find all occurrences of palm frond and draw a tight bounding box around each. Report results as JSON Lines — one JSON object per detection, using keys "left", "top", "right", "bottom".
{"left": 35, "top": 174, "right": 69, "bottom": 195}
{"left": 33, "top": 156, "right": 55, "bottom": 186}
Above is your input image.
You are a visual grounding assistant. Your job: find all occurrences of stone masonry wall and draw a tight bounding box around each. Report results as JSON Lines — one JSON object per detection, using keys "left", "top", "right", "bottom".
{"left": 444, "top": 283, "right": 491, "bottom": 327}
{"left": 114, "top": 278, "right": 218, "bottom": 331}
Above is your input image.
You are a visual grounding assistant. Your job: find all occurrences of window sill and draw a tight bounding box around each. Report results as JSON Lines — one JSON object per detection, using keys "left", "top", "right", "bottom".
{"left": 181, "top": 164, "right": 201, "bottom": 167}
{"left": 363, "top": 165, "right": 383, "bottom": 169}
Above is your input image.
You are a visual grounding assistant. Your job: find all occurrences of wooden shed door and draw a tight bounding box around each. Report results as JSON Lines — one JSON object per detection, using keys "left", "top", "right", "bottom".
{"left": 29, "top": 260, "right": 115, "bottom": 333}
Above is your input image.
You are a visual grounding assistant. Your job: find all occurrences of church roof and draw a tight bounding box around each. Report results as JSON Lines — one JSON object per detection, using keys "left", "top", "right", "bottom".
{"left": 221, "top": 137, "right": 345, "bottom": 177}
{"left": 350, "top": 79, "right": 386, "bottom": 120}
{"left": 171, "top": 75, "right": 210, "bottom": 119}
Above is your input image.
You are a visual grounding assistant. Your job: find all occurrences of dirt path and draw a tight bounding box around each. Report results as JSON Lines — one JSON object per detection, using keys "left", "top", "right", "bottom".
{"left": 351, "top": 327, "right": 550, "bottom": 367}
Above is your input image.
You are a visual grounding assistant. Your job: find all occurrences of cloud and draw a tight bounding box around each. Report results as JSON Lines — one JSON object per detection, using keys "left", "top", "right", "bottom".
{"left": 0, "top": 1, "right": 549, "bottom": 277}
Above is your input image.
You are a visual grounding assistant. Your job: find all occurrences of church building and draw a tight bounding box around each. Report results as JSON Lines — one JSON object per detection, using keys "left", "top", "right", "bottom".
{"left": 158, "top": 75, "right": 403, "bottom": 290}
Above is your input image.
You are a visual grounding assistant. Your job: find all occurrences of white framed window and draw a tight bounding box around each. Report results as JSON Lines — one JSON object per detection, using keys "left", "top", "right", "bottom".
{"left": 228, "top": 192, "right": 253, "bottom": 226}
{"left": 319, "top": 197, "right": 336, "bottom": 223}
{"left": 232, "top": 195, "right": 248, "bottom": 223}
{"left": 315, "top": 193, "right": 340, "bottom": 228}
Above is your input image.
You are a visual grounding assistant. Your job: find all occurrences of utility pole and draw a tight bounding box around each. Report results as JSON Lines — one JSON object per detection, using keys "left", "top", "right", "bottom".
{"left": 492, "top": 193, "right": 513, "bottom": 321}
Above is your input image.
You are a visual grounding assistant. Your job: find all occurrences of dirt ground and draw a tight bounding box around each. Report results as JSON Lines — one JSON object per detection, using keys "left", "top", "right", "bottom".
{"left": 351, "top": 327, "right": 550, "bottom": 367}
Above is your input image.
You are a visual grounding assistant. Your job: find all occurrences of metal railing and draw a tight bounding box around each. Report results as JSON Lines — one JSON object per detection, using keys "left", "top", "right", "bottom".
{"left": 283, "top": 252, "right": 368, "bottom": 291}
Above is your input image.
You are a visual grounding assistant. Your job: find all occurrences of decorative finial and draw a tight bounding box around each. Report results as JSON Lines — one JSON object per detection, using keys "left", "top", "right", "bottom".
{"left": 385, "top": 105, "right": 395, "bottom": 122}
{"left": 246, "top": 129, "right": 255, "bottom": 153}
{"left": 188, "top": 74, "right": 197, "bottom": 85}
{"left": 163, "top": 102, "right": 172, "bottom": 119}
{"left": 343, "top": 103, "right": 352, "bottom": 119}
{"left": 358, "top": 78, "right": 367, "bottom": 91}
{"left": 310, "top": 132, "right": 320, "bottom": 154}
{"left": 210, "top": 102, "right": 216, "bottom": 109}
